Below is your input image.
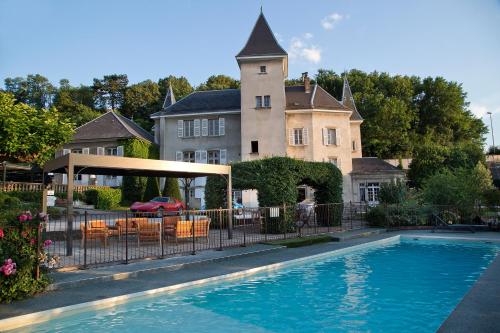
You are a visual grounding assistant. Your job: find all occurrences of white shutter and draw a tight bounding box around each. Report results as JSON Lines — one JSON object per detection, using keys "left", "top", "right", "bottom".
{"left": 220, "top": 149, "right": 227, "bottom": 164}
{"left": 177, "top": 120, "right": 184, "bottom": 138}
{"left": 195, "top": 150, "right": 202, "bottom": 163}
{"left": 176, "top": 151, "right": 183, "bottom": 161}
{"left": 201, "top": 119, "right": 208, "bottom": 136}
{"left": 303, "top": 128, "right": 309, "bottom": 145}
{"left": 62, "top": 174, "right": 67, "bottom": 185}
{"left": 323, "top": 128, "right": 329, "bottom": 146}
{"left": 82, "top": 147, "right": 90, "bottom": 154}
{"left": 63, "top": 149, "right": 71, "bottom": 155}
{"left": 97, "top": 147, "right": 104, "bottom": 155}
{"left": 219, "top": 118, "right": 225, "bottom": 136}
{"left": 194, "top": 119, "right": 201, "bottom": 136}
{"left": 337, "top": 158, "right": 342, "bottom": 170}
{"left": 200, "top": 150, "right": 207, "bottom": 163}
{"left": 289, "top": 129, "right": 294, "bottom": 146}
{"left": 117, "top": 145, "right": 124, "bottom": 156}
{"left": 336, "top": 129, "right": 341, "bottom": 146}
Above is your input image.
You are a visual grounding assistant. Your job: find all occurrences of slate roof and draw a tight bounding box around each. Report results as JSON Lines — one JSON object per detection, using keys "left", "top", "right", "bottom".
{"left": 73, "top": 111, "right": 154, "bottom": 143}
{"left": 151, "top": 89, "right": 241, "bottom": 117}
{"left": 352, "top": 158, "right": 404, "bottom": 174}
{"left": 236, "top": 12, "right": 287, "bottom": 58}
{"left": 285, "top": 84, "right": 349, "bottom": 111}
{"left": 342, "top": 77, "right": 363, "bottom": 121}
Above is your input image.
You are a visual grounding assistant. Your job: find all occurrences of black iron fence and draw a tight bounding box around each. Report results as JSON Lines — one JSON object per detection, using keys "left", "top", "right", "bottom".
{"left": 42, "top": 202, "right": 369, "bottom": 270}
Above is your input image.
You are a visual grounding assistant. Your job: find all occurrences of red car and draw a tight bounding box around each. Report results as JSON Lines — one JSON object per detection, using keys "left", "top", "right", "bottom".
{"left": 130, "top": 197, "right": 185, "bottom": 216}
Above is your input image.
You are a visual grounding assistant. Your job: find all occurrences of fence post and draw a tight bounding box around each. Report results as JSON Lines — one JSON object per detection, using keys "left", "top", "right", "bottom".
{"left": 161, "top": 215, "right": 164, "bottom": 258}
{"left": 191, "top": 213, "right": 196, "bottom": 255}
{"left": 283, "top": 203, "right": 287, "bottom": 240}
{"left": 217, "top": 208, "right": 223, "bottom": 251}
{"left": 264, "top": 207, "right": 268, "bottom": 242}
{"left": 84, "top": 211, "right": 88, "bottom": 269}
{"left": 125, "top": 210, "right": 129, "bottom": 265}
{"left": 350, "top": 201, "right": 353, "bottom": 230}
{"left": 242, "top": 208, "right": 247, "bottom": 247}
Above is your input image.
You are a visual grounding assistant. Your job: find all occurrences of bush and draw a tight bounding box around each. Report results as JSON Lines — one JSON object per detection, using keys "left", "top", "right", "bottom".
{"left": 84, "top": 188, "right": 122, "bottom": 210}
{"left": 143, "top": 177, "right": 161, "bottom": 202}
{"left": 379, "top": 180, "right": 408, "bottom": 204}
{"left": 7, "top": 191, "right": 42, "bottom": 203}
{"left": 162, "top": 177, "right": 182, "bottom": 200}
{"left": 483, "top": 188, "right": 500, "bottom": 208}
{"left": 366, "top": 206, "right": 387, "bottom": 227}
{"left": 0, "top": 212, "right": 52, "bottom": 303}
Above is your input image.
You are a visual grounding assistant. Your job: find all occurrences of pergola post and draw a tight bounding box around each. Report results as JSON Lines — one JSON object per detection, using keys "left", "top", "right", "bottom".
{"left": 66, "top": 157, "right": 74, "bottom": 256}
{"left": 227, "top": 169, "right": 233, "bottom": 239}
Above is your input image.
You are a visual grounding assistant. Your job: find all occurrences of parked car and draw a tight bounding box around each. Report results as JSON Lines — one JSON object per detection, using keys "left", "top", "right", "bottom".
{"left": 130, "top": 197, "right": 185, "bottom": 217}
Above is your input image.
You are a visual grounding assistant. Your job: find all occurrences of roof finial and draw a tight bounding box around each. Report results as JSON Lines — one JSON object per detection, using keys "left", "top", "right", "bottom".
{"left": 260, "top": 5, "right": 263, "bottom": 14}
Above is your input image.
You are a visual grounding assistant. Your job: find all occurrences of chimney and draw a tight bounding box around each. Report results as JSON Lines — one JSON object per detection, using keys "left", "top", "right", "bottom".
{"left": 302, "top": 72, "right": 311, "bottom": 93}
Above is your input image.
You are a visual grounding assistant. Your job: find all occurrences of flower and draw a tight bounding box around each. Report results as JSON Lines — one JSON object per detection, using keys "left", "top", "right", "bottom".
{"left": 0, "top": 228, "right": 4, "bottom": 239}
{"left": 0, "top": 259, "right": 17, "bottom": 276}
{"left": 21, "top": 231, "right": 28, "bottom": 238}
{"left": 43, "top": 239, "right": 52, "bottom": 247}
{"left": 30, "top": 238, "right": 36, "bottom": 245}
{"left": 18, "top": 214, "right": 28, "bottom": 222}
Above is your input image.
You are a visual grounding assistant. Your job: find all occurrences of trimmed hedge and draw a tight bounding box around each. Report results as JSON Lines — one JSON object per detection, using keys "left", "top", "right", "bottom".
{"left": 84, "top": 188, "right": 122, "bottom": 210}
{"left": 120, "top": 138, "right": 159, "bottom": 204}
{"left": 205, "top": 157, "right": 343, "bottom": 233}
{"left": 162, "top": 177, "right": 182, "bottom": 200}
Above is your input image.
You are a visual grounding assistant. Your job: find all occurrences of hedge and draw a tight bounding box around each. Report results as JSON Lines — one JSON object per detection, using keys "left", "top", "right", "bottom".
{"left": 162, "top": 177, "right": 182, "bottom": 200}
{"left": 84, "top": 188, "right": 122, "bottom": 210}
{"left": 205, "top": 157, "right": 343, "bottom": 233}
{"left": 120, "top": 138, "right": 159, "bottom": 204}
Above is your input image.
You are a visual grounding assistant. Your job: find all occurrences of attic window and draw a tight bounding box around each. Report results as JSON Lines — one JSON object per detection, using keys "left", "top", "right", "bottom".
{"left": 260, "top": 65, "right": 267, "bottom": 74}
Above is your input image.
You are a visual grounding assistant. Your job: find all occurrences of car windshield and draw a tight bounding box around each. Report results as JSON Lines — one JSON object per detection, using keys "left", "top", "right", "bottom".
{"left": 151, "top": 197, "right": 170, "bottom": 203}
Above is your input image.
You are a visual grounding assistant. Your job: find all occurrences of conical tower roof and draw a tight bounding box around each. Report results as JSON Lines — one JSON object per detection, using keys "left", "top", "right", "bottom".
{"left": 342, "top": 75, "right": 363, "bottom": 121}
{"left": 162, "top": 84, "right": 176, "bottom": 109}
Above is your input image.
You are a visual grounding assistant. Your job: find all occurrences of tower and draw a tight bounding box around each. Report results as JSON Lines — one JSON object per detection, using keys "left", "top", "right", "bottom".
{"left": 236, "top": 12, "right": 288, "bottom": 161}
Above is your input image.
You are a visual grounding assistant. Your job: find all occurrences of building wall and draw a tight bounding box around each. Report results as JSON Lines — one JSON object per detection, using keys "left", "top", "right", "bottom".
{"left": 350, "top": 121, "right": 363, "bottom": 158}
{"left": 240, "top": 58, "right": 287, "bottom": 161}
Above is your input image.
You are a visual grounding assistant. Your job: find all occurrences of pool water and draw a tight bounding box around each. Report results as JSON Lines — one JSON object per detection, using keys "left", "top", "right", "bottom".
{"left": 11, "top": 238, "right": 499, "bottom": 333}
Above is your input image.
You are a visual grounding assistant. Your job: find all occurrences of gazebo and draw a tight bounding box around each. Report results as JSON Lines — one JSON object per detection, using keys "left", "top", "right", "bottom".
{"left": 42, "top": 153, "right": 232, "bottom": 254}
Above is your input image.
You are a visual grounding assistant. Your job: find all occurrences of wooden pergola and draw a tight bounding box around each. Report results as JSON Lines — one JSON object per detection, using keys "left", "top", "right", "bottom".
{"left": 43, "top": 153, "right": 232, "bottom": 254}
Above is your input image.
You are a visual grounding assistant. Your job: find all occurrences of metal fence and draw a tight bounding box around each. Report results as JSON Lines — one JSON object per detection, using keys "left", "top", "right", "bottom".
{"left": 42, "top": 202, "right": 368, "bottom": 270}
{"left": 0, "top": 182, "right": 109, "bottom": 193}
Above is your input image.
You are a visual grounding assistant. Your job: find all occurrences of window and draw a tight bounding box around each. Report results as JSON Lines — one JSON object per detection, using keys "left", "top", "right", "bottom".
{"left": 183, "top": 151, "right": 195, "bottom": 163}
{"left": 352, "top": 140, "right": 357, "bottom": 151}
{"left": 71, "top": 148, "right": 82, "bottom": 154}
{"left": 251, "top": 141, "right": 259, "bottom": 154}
{"left": 260, "top": 65, "right": 267, "bottom": 73}
{"left": 359, "top": 182, "right": 380, "bottom": 203}
{"left": 255, "top": 96, "right": 263, "bottom": 108}
{"left": 183, "top": 120, "right": 195, "bottom": 137}
{"left": 327, "top": 129, "right": 337, "bottom": 145}
{"left": 106, "top": 147, "right": 117, "bottom": 156}
{"left": 329, "top": 157, "right": 338, "bottom": 166}
{"left": 207, "top": 150, "right": 220, "bottom": 164}
{"left": 293, "top": 128, "right": 304, "bottom": 145}
{"left": 264, "top": 95, "right": 271, "bottom": 107}
{"left": 208, "top": 119, "right": 219, "bottom": 136}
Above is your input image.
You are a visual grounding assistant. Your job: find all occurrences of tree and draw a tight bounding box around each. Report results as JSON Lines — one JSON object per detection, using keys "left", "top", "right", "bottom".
{"left": 122, "top": 80, "right": 161, "bottom": 127}
{"left": 143, "top": 177, "right": 161, "bottom": 201}
{"left": 197, "top": 75, "right": 240, "bottom": 91}
{"left": 4, "top": 74, "right": 55, "bottom": 108}
{"left": 162, "top": 178, "right": 181, "bottom": 200}
{"left": 0, "top": 92, "right": 74, "bottom": 165}
{"left": 54, "top": 83, "right": 102, "bottom": 127}
{"left": 158, "top": 75, "right": 193, "bottom": 104}
{"left": 487, "top": 146, "right": 499, "bottom": 155}
{"left": 92, "top": 74, "right": 128, "bottom": 110}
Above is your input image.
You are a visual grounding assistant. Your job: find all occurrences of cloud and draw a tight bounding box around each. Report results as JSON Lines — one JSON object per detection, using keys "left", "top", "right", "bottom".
{"left": 470, "top": 103, "right": 500, "bottom": 118}
{"left": 321, "top": 12, "right": 346, "bottom": 30}
{"left": 288, "top": 36, "right": 321, "bottom": 64}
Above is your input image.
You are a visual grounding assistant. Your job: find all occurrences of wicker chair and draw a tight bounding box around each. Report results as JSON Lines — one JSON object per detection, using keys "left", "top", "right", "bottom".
{"left": 137, "top": 222, "right": 161, "bottom": 247}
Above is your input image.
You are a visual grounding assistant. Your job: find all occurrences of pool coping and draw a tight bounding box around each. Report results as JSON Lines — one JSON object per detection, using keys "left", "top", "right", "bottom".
{"left": 0, "top": 235, "right": 399, "bottom": 331}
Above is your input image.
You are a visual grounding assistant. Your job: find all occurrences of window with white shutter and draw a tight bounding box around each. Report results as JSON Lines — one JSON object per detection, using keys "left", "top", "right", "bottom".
{"left": 326, "top": 128, "right": 337, "bottom": 145}
{"left": 97, "top": 147, "right": 104, "bottom": 155}
{"left": 200, "top": 150, "right": 207, "bottom": 163}
{"left": 208, "top": 119, "right": 219, "bottom": 136}
{"left": 117, "top": 146, "right": 124, "bottom": 156}
{"left": 322, "top": 128, "right": 329, "bottom": 145}
{"left": 220, "top": 149, "right": 227, "bottom": 164}
{"left": 194, "top": 119, "right": 201, "bottom": 136}
{"left": 82, "top": 148, "right": 90, "bottom": 154}
{"left": 290, "top": 128, "right": 305, "bottom": 145}
{"left": 63, "top": 149, "right": 71, "bottom": 155}
{"left": 303, "top": 128, "right": 309, "bottom": 145}
{"left": 195, "top": 151, "right": 202, "bottom": 163}
{"left": 175, "top": 151, "right": 183, "bottom": 161}
{"left": 177, "top": 120, "right": 184, "bottom": 138}
{"left": 288, "top": 129, "right": 295, "bottom": 146}
{"left": 208, "top": 150, "right": 220, "bottom": 164}
{"left": 201, "top": 119, "right": 208, "bottom": 136}
{"left": 219, "top": 118, "right": 225, "bottom": 136}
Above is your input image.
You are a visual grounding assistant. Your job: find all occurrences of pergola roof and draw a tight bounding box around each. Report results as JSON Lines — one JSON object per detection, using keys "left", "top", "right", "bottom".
{"left": 43, "top": 153, "right": 231, "bottom": 178}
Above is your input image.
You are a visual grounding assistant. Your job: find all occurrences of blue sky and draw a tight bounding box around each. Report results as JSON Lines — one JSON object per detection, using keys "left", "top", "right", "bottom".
{"left": 1, "top": 0, "right": 499, "bottom": 146}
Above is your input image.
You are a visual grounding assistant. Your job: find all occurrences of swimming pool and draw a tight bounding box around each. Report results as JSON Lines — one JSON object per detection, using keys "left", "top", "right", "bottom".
{"left": 7, "top": 237, "right": 500, "bottom": 332}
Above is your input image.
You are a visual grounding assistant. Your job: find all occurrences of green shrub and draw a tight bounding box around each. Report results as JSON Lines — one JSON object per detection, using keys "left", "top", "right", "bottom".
{"left": 143, "top": 177, "right": 161, "bottom": 202}
{"left": 366, "top": 206, "right": 387, "bottom": 227}
{"left": 83, "top": 189, "right": 98, "bottom": 206}
{"left": 379, "top": 180, "right": 408, "bottom": 204}
{"left": 84, "top": 188, "right": 121, "bottom": 210}
{"left": 483, "top": 188, "right": 500, "bottom": 208}
{"left": 7, "top": 191, "right": 42, "bottom": 203}
{"left": 162, "top": 177, "right": 182, "bottom": 200}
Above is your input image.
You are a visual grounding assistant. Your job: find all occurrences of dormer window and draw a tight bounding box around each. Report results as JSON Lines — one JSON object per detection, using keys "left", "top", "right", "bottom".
{"left": 260, "top": 65, "right": 267, "bottom": 74}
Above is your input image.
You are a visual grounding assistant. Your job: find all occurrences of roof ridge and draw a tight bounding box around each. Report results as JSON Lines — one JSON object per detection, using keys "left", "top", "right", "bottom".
{"left": 314, "top": 85, "right": 346, "bottom": 109}
{"left": 113, "top": 112, "right": 154, "bottom": 142}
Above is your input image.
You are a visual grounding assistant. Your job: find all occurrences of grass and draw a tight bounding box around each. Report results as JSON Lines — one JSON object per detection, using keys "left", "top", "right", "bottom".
{"left": 263, "top": 234, "right": 333, "bottom": 248}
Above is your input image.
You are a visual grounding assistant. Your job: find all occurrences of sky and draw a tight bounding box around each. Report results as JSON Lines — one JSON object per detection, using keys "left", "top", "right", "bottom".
{"left": 1, "top": 0, "right": 499, "bottom": 147}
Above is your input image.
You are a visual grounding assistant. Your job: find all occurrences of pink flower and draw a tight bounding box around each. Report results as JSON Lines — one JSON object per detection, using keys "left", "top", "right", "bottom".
{"left": 27, "top": 214, "right": 32, "bottom": 221}
{"left": 43, "top": 239, "right": 52, "bottom": 247}
{"left": 30, "top": 238, "right": 36, "bottom": 245}
{"left": 0, "top": 229, "right": 4, "bottom": 239}
{"left": 18, "top": 214, "right": 28, "bottom": 222}
{"left": 0, "top": 259, "right": 17, "bottom": 276}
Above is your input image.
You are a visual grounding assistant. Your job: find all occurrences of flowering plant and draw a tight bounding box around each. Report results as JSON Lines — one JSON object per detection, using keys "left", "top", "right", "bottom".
{"left": 0, "top": 211, "right": 51, "bottom": 303}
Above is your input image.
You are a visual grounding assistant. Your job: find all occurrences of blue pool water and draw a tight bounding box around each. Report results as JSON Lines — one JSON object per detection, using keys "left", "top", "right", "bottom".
{"left": 11, "top": 237, "right": 500, "bottom": 333}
